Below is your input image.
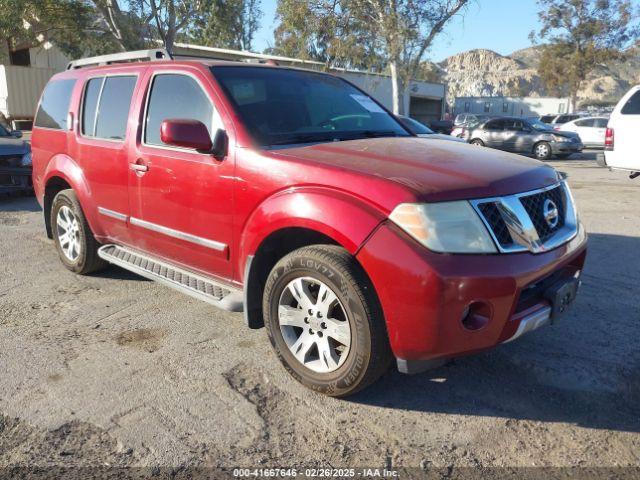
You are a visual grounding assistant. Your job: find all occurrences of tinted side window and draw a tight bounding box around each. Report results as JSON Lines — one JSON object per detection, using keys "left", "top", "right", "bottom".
{"left": 94, "top": 76, "right": 137, "bottom": 140}
{"left": 145, "top": 74, "right": 214, "bottom": 146}
{"left": 621, "top": 90, "right": 640, "bottom": 115}
{"left": 35, "top": 79, "right": 76, "bottom": 130}
{"left": 82, "top": 77, "right": 103, "bottom": 136}
{"left": 594, "top": 118, "right": 608, "bottom": 128}
{"left": 485, "top": 119, "right": 504, "bottom": 130}
{"left": 574, "top": 119, "right": 594, "bottom": 127}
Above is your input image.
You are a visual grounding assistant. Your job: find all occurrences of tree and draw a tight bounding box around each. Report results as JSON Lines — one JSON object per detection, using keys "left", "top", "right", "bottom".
{"left": 140, "top": 0, "right": 204, "bottom": 54}
{"left": 532, "top": 0, "right": 640, "bottom": 112}
{"left": 273, "top": 0, "right": 469, "bottom": 114}
{"left": 188, "top": 0, "right": 262, "bottom": 51}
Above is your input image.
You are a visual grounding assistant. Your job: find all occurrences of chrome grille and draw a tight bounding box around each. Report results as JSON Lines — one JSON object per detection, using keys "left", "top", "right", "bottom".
{"left": 519, "top": 185, "right": 566, "bottom": 242}
{"left": 471, "top": 182, "right": 578, "bottom": 254}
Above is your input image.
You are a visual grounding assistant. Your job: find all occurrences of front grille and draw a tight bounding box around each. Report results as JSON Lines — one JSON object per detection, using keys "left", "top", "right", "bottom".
{"left": 519, "top": 185, "right": 566, "bottom": 243}
{"left": 473, "top": 183, "right": 573, "bottom": 253}
{"left": 477, "top": 202, "right": 513, "bottom": 247}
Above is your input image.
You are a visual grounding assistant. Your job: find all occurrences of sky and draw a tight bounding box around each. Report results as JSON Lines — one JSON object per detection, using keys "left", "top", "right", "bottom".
{"left": 252, "top": 0, "right": 544, "bottom": 62}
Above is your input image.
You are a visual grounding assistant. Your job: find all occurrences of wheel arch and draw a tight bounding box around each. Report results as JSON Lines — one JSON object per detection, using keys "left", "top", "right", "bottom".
{"left": 42, "top": 155, "right": 99, "bottom": 239}
{"left": 240, "top": 188, "right": 386, "bottom": 329}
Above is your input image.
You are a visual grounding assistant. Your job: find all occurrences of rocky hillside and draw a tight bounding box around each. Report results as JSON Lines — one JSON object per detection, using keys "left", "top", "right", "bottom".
{"left": 435, "top": 46, "right": 640, "bottom": 106}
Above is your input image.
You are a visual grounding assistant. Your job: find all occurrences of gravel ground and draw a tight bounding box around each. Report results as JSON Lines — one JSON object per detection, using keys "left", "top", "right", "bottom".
{"left": 0, "top": 152, "right": 638, "bottom": 478}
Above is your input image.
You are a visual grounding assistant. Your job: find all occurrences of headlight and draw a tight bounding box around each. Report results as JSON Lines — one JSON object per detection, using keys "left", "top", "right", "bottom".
{"left": 20, "top": 152, "right": 32, "bottom": 166}
{"left": 552, "top": 134, "right": 570, "bottom": 143}
{"left": 389, "top": 201, "right": 497, "bottom": 253}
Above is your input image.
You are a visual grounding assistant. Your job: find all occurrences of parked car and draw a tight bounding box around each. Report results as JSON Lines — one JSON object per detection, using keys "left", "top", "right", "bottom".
{"left": 424, "top": 119, "right": 454, "bottom": 135}
{"left": 601, "top": 85, "right": 640, "bottom": 178}
{"left": 467, "top": 117, "right": 583, "bottom": 160}
{"left": 450, "top": 115, "right": 490, "bottom": 141}
{"left": 454, "top": 113, "right": 489, "bottom": 126}
{"left": 557, "top": 117, "right": 608, "bottom": 149}
{"left": 397, "top": 115, "right": 465, "bottom": 143}
{"left": 32, "top": 50, "right": 587, "bottom": 396}
{"left": 0, "top": 124, "right": 32, "bottom": 195}
{"left": 539, "top": 114, "right": 582, "bottom": 126}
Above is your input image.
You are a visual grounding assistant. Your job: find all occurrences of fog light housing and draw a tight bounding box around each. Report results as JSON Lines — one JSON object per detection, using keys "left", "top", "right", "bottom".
{"left": 461, "top": 302, "right": 491, "bottom": 331}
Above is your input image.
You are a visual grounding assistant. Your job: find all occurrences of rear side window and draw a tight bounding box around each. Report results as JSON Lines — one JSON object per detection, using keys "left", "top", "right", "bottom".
{"left": 35, "top": 79, "right": 76, "bottom": 130}
{"left": 145, "top": 74, "right": 215, "bottom": 146}
{"left": 574, "top": 119, "right": 594, "bottom": 127}
{"left": 621, "top": 90, "right": 640, "bottom": 115}
{"left": 82, "top": 76, "right": 137, "bottom": 140}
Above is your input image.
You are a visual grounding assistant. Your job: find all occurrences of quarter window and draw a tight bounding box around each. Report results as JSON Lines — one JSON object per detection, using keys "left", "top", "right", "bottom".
{"left": 35, "top": 79, "right": 76, "bottom": 130}
{"left": 621, "top": 90, "right": 640, "bottom": 115}
{"left": 145, "top": 74, "right": 216, "bottom": 147}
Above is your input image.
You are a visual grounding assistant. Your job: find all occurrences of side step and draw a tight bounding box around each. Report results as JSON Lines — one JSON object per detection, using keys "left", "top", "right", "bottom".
{"left": 98, "top": 244, "right": 243, "bottom": 312}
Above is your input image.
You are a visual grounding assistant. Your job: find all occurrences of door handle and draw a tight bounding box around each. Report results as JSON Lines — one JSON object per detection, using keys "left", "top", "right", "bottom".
{"left": 130, "top": 160, "right": 149, "bottom": 173}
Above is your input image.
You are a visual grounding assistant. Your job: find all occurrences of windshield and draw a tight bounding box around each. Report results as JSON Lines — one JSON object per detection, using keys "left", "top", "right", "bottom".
{"left": 211, "top": 66, "right": 409, "bottom": 146}
{"left": 398, "top": 116, "right": 434, "bottom": 135}
{"left": 529, "top": 118, "right": 553, "bottom": 131}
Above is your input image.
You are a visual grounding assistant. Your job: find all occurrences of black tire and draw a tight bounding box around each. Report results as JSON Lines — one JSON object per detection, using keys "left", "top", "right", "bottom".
{"left": 470, "top": 139, "right": 484, "bottom": 146}
{"left": 534, "top": 141, "right": 553, "bottom": 160}
{"left": 51, "top": 189, "right": 107, "bottom": 274}
{"left": 263, "top": 245, "right": 392, "bottom": 397}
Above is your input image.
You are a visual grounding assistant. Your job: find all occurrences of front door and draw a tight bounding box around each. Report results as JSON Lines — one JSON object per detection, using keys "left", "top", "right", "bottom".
{"left": 128, "top": 69, "right": 235, "bottom": 280}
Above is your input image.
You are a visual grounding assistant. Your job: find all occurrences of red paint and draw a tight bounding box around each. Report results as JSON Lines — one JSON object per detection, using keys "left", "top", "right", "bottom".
{"left": 160, "top": 119, "right": 213, "bottom": 151}
{"left": 32, "top": 60, "right": 587, "bottom": 364}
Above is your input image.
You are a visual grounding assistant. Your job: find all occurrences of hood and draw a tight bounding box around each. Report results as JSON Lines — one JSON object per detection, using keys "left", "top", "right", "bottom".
{"left": 275, "top": 137, "right": 560, "bottom": 202}
{"left": 551, "top": 130, "right": 580, "bottom": 139}
{"left": 0, "top": 137, "right": 29, "bottom": 157}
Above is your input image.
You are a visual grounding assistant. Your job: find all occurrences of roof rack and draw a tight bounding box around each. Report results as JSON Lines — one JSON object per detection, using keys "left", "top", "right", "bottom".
{"left": 66, "top": 49, "right": 171, "bottom": 70}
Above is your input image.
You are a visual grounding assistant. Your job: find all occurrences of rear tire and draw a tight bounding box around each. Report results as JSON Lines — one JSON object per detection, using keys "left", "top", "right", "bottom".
{"left": 534, "top": 141, "right": 552, "bottom": 160}
{"left": 263, "top": 245, "right": 392, "bottom": 397}
{"left": 51, "top": 189, "right": 107, "bottom": 274}
{"left": 470, "top": 139, "right": 484, "bottom": 146}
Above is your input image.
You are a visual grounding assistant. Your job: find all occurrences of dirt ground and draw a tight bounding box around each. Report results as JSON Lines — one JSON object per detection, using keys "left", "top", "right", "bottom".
{"left": 0, "top": 152, "right": 639, "bottom": 478}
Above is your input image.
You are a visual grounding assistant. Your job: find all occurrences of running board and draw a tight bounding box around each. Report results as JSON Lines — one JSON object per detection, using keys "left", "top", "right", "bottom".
{"left": 98, "top": 244, "right": 243, "bottom": 312}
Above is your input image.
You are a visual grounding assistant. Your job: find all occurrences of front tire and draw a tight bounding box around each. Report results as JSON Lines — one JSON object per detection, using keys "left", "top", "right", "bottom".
{"left": 534, "top": 141, "right": 552, "bottom": 160}
{"left": 470, "top": 139, "right": 484, "bottom": 146}
{"left": 51, "top": 189, "right": 107, "bottom": 274}
{"left": 263, "top": 245, "right": 392, "bottom": 397}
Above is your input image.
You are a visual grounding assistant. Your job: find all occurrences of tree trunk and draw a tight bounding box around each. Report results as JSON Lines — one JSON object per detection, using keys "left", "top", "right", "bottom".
{"left": 389, "top": 60, "right": 403, "bottom": 115}
{"left": 570, "top": 91, "right": 578, "bottom": 113}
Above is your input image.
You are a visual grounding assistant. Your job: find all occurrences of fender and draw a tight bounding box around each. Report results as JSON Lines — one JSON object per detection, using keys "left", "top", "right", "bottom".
{"left": 42, "top": 154, "right": 105, "bottom": 238}
{"left": 237, "top": 186, "right": 387, "bottom": 282}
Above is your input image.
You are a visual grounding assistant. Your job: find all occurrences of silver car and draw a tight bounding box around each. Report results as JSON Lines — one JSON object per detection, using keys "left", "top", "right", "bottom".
{"left": 466, "top": 117, "right": 583, "bottom": 160}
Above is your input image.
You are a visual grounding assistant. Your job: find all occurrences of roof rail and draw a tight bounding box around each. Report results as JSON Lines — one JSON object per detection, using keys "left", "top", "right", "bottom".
{"left": 66, "top": 49, "right": 171, "bottom": 70}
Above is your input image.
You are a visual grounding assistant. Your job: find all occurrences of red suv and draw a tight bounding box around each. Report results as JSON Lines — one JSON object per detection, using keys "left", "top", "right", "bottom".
{"left": 31, "top": 50, "right": 587, "bottom": 396}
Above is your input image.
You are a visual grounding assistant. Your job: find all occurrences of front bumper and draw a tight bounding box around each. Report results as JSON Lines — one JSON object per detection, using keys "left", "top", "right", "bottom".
{"left": 551, "top": 141, "right": 583, "bottom": 154}
{"left": 356, "top": 221, "right": 587, "bottom": 372}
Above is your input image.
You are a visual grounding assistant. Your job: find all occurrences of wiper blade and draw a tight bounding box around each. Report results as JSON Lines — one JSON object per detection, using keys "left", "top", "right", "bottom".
{"left": 269, "top": 134, "right": 335, "bottom": 146}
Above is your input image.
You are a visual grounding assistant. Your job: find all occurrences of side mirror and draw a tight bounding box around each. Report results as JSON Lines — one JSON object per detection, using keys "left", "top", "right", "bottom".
{"left": 10, "top": 130, "right": 22, "bottom": 138}
{"left": 210, "top": 129, "right": 228, "bottom": 159}
{"left": 160, "top": 119, "right": 213, "bottom": 152}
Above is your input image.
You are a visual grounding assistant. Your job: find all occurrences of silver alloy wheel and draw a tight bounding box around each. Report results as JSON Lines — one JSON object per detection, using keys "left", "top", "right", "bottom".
{"left": 278, "top": 276, "right": 351, "bottom": 373}
{"left": 56, "top": 205, "right": 81, "bottom": 262}
{"left": 536, "top": 143, "right": 550, "bottom": 158}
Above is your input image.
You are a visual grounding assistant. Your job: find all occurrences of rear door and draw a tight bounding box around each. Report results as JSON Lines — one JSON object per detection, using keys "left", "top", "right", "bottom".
{"left": 483, "top": 119, "right": 505, "bottom": 148}
{"left": 127, "top": 67, "right": 236, "bottom": 280}
{"left": 71, "top": 70, "right": 141, "bottom": 243}
{"left": 607, "top": 87, "right": 640, "bottom": 170}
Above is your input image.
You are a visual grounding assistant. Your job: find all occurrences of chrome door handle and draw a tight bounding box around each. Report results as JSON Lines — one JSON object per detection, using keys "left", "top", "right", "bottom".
{"left": 130, "top": 163, "right": 149, "bottom": 173}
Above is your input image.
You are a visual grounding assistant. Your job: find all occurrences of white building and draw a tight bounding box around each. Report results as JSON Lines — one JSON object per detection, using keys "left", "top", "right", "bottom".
{"left": 454, "top": 96, "right": 572, "bottom": 118}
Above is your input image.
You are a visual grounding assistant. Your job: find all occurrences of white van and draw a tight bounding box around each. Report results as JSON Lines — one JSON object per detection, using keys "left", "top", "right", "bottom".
{"left": 603, "top": 85, "right": 640, "bottom": 178}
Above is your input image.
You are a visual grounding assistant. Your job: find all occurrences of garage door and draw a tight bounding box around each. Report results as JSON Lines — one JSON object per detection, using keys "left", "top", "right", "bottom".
{"left": 409, "top": 96, "right": 442, "bottom": 124}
